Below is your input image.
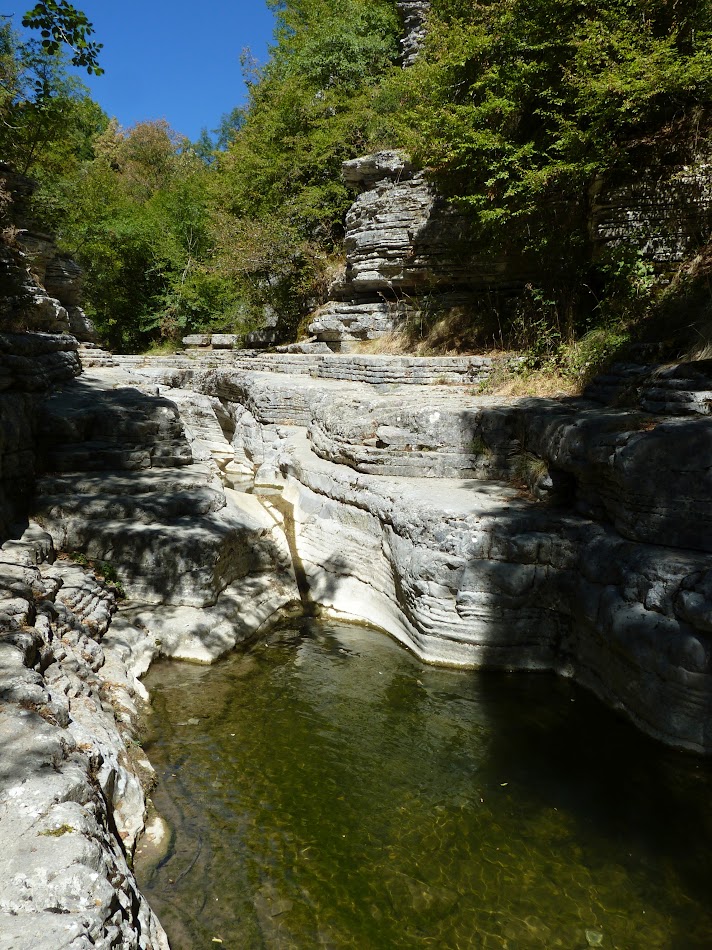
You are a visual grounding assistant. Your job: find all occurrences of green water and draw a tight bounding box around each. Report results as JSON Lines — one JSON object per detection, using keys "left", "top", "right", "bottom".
{"left": 137, "top": 619, "right": 712, "bottom": 949}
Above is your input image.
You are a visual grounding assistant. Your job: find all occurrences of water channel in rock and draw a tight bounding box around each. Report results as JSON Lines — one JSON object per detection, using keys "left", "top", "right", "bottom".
{"left": 136, "top": 617, "right": 712, "bottom": 949}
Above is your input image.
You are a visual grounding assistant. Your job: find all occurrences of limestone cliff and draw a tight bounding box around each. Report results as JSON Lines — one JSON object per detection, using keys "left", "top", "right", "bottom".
{"left": 306, "top": 148, "right": 712, "bottom": 352}
{"left": 307, "top": 151, "right": 527, "bottom": 350}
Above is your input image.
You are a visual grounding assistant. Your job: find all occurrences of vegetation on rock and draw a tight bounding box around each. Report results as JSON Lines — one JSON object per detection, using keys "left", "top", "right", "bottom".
{"left": 384, "top": 0, "right": 712, "bottom": 366}
{"left": 2, "top": 0, "right": 711, "bottom": 367}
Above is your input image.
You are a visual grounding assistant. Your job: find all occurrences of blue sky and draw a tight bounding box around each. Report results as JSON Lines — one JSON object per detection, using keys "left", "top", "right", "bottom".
{"left": 11, "top": 0, "right": 276, "bottom": 141}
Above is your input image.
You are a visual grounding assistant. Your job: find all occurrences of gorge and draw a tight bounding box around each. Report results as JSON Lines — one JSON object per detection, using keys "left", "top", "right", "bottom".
{"left": 2, "top": 292, "right": 712, "bottom": 946}
{"left": 2, "top": 0, "right": 712, "bottom": 945}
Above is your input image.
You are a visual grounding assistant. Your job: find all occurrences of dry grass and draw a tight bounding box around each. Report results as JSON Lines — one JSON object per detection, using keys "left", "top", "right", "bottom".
{"left": 356, "top": 306, "right": 494, "bottom": 356}
{"left": 482, "top": 367, "right": 580, "bottom": 398}
{"left": 682, "top": 316, "right": 712, "bottom": 361}
{"left": 356, "top": 332, "right": 412, "bottom": 355}
{"left": 356, "top": 332, "right": 582, "bottom": 397}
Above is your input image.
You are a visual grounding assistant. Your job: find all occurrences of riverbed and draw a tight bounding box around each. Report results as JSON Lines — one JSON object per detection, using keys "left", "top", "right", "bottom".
{"left": 137, "top": 618, "right": 712, "bottom": 949}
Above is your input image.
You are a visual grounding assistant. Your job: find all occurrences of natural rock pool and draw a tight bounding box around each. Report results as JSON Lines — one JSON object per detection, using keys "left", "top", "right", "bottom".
{"left": 137, "top": 619, "right": 712, "bottom": 949}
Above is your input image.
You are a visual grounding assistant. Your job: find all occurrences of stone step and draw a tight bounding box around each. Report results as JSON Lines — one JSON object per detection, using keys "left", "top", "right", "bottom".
{"left": 231, "top": 352, "right": 494, "bottom": 385}
{"left": 43, "top": 440, "right": 194, "bottom": 473}
{"left": 40, "top": 405, "right": 187, "bottom": 449}
{"left": 38, "top": 498, "right": 290, "bottom": 608}
{"left": 114, "top": 350, "right": 497, "bottom": 387}
{"left": 35, "top": 462, "right": 222, "bottom": 498}
{"left": 585, "top": 360, "right": 712, "bottom": 416}
{"left": 35, "top": 484, "right": 226, "bottom": 527}
{"left": 78, "top": 342, "right": 117, "bottom": 369}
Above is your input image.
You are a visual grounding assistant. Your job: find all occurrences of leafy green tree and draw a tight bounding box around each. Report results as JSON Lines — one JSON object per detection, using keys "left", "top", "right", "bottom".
{"left": 21, "top": 0, "right": 103, "bottom": 75}
{"left": 379, "top": 0, "right": 712, "bottom": 344}
{"left": 0, "top": 5, "right": 105, "bottom": 179}
{"left": 59, "top": 119, "right": 241, "bottom": 350}
{"left": 212, "top": 0, "right": 401, "bottom": 332}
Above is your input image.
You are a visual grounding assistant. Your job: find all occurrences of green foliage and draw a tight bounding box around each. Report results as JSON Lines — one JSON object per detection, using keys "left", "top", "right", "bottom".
{"left": 397, "top": 0, "right": 712, "bottom": 196}
{"left": 268, "top": 0, "right": 400, "bottom": 89}
{"left": 39, "top": 824, "right": 75, "bottom": 837}
{"left": 210, "top": 0, "right": 401, "bottom": 330}
{"left": 5, "top": 0, "right": 403, "bottom": 350}
{"left": 366, "top": 0, "right": 712, "bottom": 354}
{"left": 559, "top": 326, "right": 631, "bottom": 381}
{"left": 7, "top": 0, "right": 712, "bottom": 363}
{"left": 0, "top": 23, "right": 105, "bottom": 177}
{"left": 54, "top": 119, "right": 243, "bottom": 351}
{"left": 22, "top": 0, "right": 103, "bottom": 75}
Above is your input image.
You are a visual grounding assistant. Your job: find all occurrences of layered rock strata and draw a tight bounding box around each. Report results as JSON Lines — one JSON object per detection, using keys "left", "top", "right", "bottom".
{"left": 118, "top": 352, "right": 712, "bottom": 754}
{"left": 5, "top": 345, "right": 712, "bottom": 949}
{"left": 307, "top": 151, "right": 524, "bottom": 349}
{"left": 279, "top": 429, "right": 712, "bottom": 751}
{"left": 1, "top": 350, "right": 302, "bottom": 947}
{"left": 591, "top": 162, "right": 712, "bottom": 267}
{"left": 304, "top": 141, "right": 712, "bottom": 353}
{"left": 0, "top": 526, "right": 168, "bottom": 949}
{"left": 32, "top": 369, "right": 300, "bottom": 662}
{"left": 116, "top": 350, "right": 495, "bottom": 387}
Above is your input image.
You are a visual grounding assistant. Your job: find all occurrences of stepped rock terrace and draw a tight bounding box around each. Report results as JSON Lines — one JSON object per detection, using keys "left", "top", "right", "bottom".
{"left": 2, "top": 339, "right": 712, "bottom": 948}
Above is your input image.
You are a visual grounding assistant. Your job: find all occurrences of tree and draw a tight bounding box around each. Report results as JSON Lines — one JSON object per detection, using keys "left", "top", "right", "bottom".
{"left": 211, "top": 0, "right": 401, "bottom": 333}
{"left": 376, "top": 0, "right": 712, "bottom": 346}
{"left": 0, "top": 0, "right": 104, "bottom": 176}
{"left": 21, "top": 0, "right": 103, "bottom": 74}
{"left": 58, "top": 120, "right": 239, "bottom": 351}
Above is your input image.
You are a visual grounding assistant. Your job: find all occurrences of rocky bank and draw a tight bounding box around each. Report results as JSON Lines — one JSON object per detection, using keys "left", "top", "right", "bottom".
{"left": 3, "top": 328, "right": 712, "bottom": 948}
{"left": 2, "top": 94, "right": 712, "bottom": 950}
{"left": 114, "top": 349, "right": 712, "bottom": 755}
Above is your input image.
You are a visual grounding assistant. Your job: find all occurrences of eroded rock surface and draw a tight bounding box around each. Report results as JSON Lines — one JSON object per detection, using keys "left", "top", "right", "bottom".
{"left": 32, "top": 370, "right": 300, "bottom": 662}
{"left": 5, "top": 340, "right": 712, "bottom": 949}
{"left": 397, "top": 0, "right": 431, "bottom": 66}
{"left": 117, "top": 351, "right": 712, "bottom": 754}
{"left": 0, "top": 527, "right": 168, "bottom": 949}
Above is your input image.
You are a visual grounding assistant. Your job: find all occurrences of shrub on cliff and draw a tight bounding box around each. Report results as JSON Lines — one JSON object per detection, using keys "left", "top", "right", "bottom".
{"left": 381, "top": 0, "right": 712, "bottom": 352}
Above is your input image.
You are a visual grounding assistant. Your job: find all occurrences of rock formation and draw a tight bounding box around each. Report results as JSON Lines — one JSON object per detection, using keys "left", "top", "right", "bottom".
{"left": 0, "top": 527, "right": 169, "bottom": 949}
{"left": 306, "top": 151, "right": 523, "bottom": 350}
{"left": 397, "top": 0, "right": 431, "bottom": 66}
{"left": 32, "top": 369, "right": 300, "bottom": 661}
{"left": 591, "top": 161, "right": 712, "bottom": 268}
{"left": 0, "top": 163, "right": 100, "bottom": 347}
{"left": 305, "top": 147, "right": 712, "bottom": 353}
{"left": 117, "top": 348, "right": 712, "bottom": 754}
{"left": 0, "top": 349, "right": 301, "bottom": 945}
{"left": 2, "top": 317, "right": 712, "bottom": 948}
{"left": 0, "top": 166, "right": 303, "bottom": 946}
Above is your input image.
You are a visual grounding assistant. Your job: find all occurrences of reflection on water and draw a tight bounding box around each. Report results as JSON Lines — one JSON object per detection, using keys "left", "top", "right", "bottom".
{"left": 137, "top": 619, "right": 712, "bottom": 949}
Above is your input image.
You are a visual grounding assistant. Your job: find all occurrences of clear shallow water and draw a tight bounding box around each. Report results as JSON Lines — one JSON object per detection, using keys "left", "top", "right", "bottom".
{"left": 137, "top": 619, "right": 712, "bottom": 949}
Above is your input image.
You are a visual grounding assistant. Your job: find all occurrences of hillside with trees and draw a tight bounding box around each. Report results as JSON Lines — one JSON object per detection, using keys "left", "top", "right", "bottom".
{"left": 3, "top": 0, "right": 712, "bottom": 374}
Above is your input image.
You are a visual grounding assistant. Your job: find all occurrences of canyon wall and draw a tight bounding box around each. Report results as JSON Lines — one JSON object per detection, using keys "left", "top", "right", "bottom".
{"left": 304, "top": 149, "right": 712, "bottom": 351}
{"left": 120, "top": 350, "right": 712, "bottom": 755}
